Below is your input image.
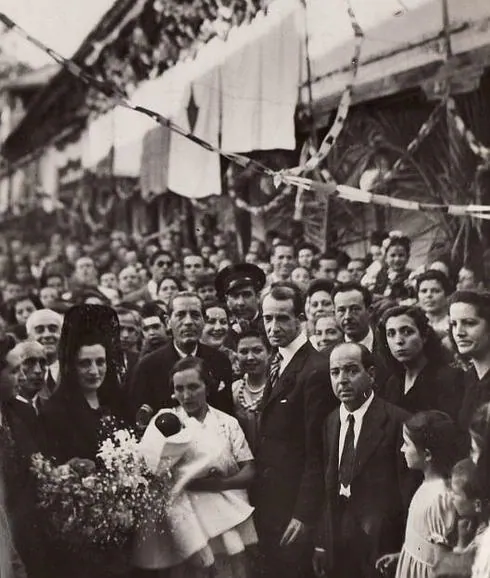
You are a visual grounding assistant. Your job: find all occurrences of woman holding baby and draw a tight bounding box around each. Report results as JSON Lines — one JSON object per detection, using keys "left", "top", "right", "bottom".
{"left": 133, "top": 356, "right": 258, "bottom": 578}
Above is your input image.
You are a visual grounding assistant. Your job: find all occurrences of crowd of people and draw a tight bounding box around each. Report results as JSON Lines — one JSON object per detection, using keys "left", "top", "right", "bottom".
{"left": 1, "top": 225, "right": 490, "bottom": 578}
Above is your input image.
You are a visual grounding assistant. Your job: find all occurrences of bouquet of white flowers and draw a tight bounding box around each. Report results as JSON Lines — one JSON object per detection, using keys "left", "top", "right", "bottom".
{"left": 31, "top": 427, "right": 172, "bottom": 563}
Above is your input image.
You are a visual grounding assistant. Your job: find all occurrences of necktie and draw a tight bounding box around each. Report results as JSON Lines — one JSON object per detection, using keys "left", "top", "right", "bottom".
{"left": 339, "top": 414, "right": 356, "bottom": 490}
{"left": 46, "top": 368, "right": 57, "bottom": 392}
{"left": 262, "top": 351, "right": 283, "bottom": 405}
{"left": 269, "top": 351, "right": 283, "bottom": 389}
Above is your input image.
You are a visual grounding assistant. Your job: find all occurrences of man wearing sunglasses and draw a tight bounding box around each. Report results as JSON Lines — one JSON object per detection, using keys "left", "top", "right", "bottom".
{"left": 125, "top": 250, "right": 174, "bottom": 304}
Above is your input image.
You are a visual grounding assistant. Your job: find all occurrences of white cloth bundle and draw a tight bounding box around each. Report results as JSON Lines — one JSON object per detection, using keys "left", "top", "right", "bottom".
{"left": 134, "top": 409, "right": 256, "bottom": 570}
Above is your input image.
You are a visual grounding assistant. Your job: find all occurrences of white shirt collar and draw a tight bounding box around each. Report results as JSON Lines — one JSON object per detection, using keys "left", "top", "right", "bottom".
{"left": 339, "top": 391, "right": 375, "bottom": 425}
{"left": 48, "top": 360, "right": 59, "bottom": 381}
{"left": 278, "top": 332, "right": 307, "bottom": 373}
{"left": 16, "top": 394, "right": 40, "bottom": 412}
{"left": 345, "top": 326, "right": 374, "bottom": 352}
{"left": 174, "top": 342, "right": 199, "bottom": 359}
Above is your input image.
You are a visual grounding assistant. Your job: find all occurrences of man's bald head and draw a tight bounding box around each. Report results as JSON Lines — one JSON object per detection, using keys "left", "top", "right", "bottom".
{"left": 330, "top": 342, "right": 374, "bottom": 371}
{"left": 329, "top": 342, "right": 375, "bottom": 411}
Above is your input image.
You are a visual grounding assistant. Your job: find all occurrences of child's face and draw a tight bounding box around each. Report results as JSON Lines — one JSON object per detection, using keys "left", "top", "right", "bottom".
{"left": 401, "top": 426, "right": 425, "bottom": 471}
{"left": 451, "top": 475, "right": 477, "bottom": 517}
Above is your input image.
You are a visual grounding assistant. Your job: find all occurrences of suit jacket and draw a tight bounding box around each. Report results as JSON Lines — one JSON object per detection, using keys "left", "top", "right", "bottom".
{"left": 253, "top": 342, "right": 338, "bottom": 543}
{"left": 2, "top": 399, "right": 45, "bottom": 512}
{"left": 317, "top": 396, "right": 416, "bottom": 578}
{"left": 122, "top": 350, "right": 139, "bottom": 392}
{"left": 129, "top": 341, "right": 234, "bottom": 420}
{"left": 1, "top": 399, "right": 48, "bottom": 577}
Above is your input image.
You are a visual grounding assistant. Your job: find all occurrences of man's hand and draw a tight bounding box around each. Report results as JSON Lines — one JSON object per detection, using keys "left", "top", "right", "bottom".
{"left": 280, "top": 518, "right": 306, "bottom": 547}
{"left": 312, "top": 549, "right": 328, "bottom": 577}
{"left": 375, "top": 553, "right": 400, "bottom": 576}
{"left": 457, "top": 518, "right": 476, "bottom": 549}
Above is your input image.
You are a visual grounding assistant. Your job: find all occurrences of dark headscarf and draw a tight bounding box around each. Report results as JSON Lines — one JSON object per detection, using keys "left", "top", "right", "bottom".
{"left": 57, "top": 304, "right": 126, "bottom": 415}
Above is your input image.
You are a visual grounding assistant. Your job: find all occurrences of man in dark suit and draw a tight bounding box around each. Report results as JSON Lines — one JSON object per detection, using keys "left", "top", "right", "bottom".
{"left": 116, "top": 307, "right": 143, "bottom": 393}
{"left": 313, "top": 342, "right": 414, "bottom": 578}
{"left": 254, "top": 282, "right": 338, "bottom": 578}
{"left": 0, "top": 336, "right": 48, "bottom": 578}
{"left": 129, "top": 292, "right": 234, "bottom": 421}
{"left": 332, "top": 282, "right": 391, "bottom": 388}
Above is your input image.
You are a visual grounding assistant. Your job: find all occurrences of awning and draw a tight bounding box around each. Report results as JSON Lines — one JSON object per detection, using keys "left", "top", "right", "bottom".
{"left": 304, "top": 0, "right": 490, "bottom": 110}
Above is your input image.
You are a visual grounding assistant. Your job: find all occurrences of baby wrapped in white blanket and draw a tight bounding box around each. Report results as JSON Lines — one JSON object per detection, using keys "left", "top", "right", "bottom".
{"left": 133, "top": 409, "right": 256, "bottom": 570}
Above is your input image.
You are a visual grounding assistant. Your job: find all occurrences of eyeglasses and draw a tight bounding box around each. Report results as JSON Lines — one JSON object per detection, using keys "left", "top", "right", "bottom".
{"left": 155, "top": 260, "right": 172, "bottom": 267}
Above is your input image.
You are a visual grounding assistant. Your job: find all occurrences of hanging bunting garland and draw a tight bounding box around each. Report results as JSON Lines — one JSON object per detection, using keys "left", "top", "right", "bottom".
{"left": 227, "top": 184, "right": 296, "bottom": 216}
{"left": 4, "top": 11, "right": 490, "bottom": 222}
{"left": 287, "top": 0, "right": 364, "bottom": 177}
{"left": 447, "top": 98, "right": 490, "bottom": 161}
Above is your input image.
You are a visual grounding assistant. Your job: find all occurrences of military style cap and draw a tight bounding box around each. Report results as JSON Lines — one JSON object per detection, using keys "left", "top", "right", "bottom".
{"left": 215, "top": 263, "right": 266, "bottom": 300}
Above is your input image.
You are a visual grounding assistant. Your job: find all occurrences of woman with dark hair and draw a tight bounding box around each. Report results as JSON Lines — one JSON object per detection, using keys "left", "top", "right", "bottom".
{"left": 201, "top": 302, "right": 241, "bottom": 378}
{"left": 156, "top": 275, "right": 183, "bottom": 307}
{"left": 40, "top": 304, "right": 128, "bottom": 463}
{"left": 134, "top": 356, "right": 257, "bottom": 578}
{"left": 373, "top": 232, "right": 413, "bottom": 299}
{"left": 377, "top": 305, "right": 464, "bottom": 419}
{"left": 416, "top": 270, "right": 451, "bottom": 340}
{"left": 449, "top": 291, "right": 490, "bottom": 430}
{"left": 7, "top": 294, "right": 42, "bottom": 341}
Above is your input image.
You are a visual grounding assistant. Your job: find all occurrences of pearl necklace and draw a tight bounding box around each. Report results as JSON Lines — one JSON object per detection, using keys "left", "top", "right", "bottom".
{"left": 237, "top": 379, "right": 265, "bottom": 412}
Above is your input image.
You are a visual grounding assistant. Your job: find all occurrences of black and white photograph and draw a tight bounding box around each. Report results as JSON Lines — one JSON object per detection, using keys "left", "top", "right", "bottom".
{"left": 0, "top": 0, "right": 490, "bottom": 577}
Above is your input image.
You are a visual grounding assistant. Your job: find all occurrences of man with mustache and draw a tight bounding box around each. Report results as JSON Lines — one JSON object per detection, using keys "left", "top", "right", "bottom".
{"left": 332, "top": 282, "right": 389, "bottom": 388}
{"left": 129, "top": 292, "right": 234, "bottom": 421}
{"left": 314, "top": 342, "right": 414, "bottom": 578}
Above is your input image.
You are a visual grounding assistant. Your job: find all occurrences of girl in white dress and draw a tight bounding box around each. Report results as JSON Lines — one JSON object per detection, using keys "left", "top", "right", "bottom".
{"left": 377, "top": 411, "right": 460, "bottom": 578}
{"left": 134, "top": 356, "right": 257, "bottom": 578}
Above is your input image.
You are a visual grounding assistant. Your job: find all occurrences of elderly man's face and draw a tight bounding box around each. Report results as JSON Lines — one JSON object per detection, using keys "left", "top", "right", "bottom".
{"left": 118, "top": 268, "right": 139, "bottom": 294}
{"left": 20, "top": 342, "right": 48, "bottom": 397}
{"left": 75, "top": 258, "right": 97, "bottom": 284}
{"left": 27, "top": 310, "right": 62, "bottom": 360}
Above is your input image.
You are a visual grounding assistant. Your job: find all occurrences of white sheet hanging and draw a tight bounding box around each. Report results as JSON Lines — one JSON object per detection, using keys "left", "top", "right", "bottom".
{"left": 167, "top": 39, "right": 224, "bottom": 199}
{"left": 221, "top": 0, "right": 302, "bottom": 153}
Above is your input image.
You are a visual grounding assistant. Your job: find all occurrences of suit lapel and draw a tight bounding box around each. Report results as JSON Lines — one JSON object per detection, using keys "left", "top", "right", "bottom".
{"left": 264, "top": 343, "right": 309, "bottom": 407}
{"left": 352, "top": 397, "right": 387, "bottom": 479}
{"left": 326, "top": 411, "right": 340, "bottom": 490}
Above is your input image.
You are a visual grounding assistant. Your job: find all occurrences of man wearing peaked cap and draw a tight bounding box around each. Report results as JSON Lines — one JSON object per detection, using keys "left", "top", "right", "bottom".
{"left": 215, "top": 263, "right": 266, "bottom": 347}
